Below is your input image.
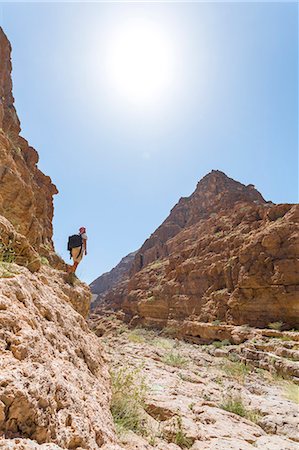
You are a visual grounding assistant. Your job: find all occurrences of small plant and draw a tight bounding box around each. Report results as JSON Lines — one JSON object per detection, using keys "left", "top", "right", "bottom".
{"left": 163, "top": 326, "right": 177, "bottom": 337}
{"left": 228, "top": 352, "right": 240, "bottom": 363}
{"left": 0, "top": 241, "right": 15, "bottom": 264}
{"left": 268, "top": 321, "right": 283, "bottom": 331}
{"left": 152, "top": 337, "right": 174, "bottom": 350}
{"left": 162, "top": 352, "right": 188, "bottom": 368}
{"left": 220, "top": 395, "right": 261, "bottom": 423}
{"left": 116, "top": 324, "right": 129, "bottom": 335}
{"left": 0, "top": 262, "right": 18, "bottom": 278}
{"left": 221, "top": 361, "right": 251, "bottom": 382}
{"left": 168, "top": 416, "right": 193, "bottom": 449}
{"left": 110, "top": 366, "right": 147, "bottom": 435}
{"left": 212, "top": 339, "right": 231, "bottom": 348}
{"left": 128, "top": 331, "right": 145, "bottom": 344}
{"left": 40, "top": 256, "right": 49, "bottom": 265}
{"left": 212, "top": 319, "right": 221, "bottom": 325}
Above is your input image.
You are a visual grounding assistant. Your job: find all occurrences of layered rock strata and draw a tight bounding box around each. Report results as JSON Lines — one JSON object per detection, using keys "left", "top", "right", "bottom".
{"left": 92, "top": 171, "right": 299, "bottom": 331}
{"left": 0, "top": 28, "right": 57, "bottom": 257}
{"left": 90, "top": 252, "right": 136, "bottom": 308}
{"left": 0, "top": 28, "right": 122, "bottom": 449}
{"left": 0, "top": 265, "right": 122, "bottom": 449}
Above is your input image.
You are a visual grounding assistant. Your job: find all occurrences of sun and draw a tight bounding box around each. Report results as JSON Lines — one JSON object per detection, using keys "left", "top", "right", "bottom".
{"left": 104, "top": 18, "right": 176, "bottom": 107}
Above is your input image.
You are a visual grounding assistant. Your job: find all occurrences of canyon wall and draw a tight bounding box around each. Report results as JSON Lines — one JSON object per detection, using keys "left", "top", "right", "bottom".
{"left": 0, "top": 29, "right": 58, "bottom": 258}
{"left": 0, "top": 27, "right": 121, "bottom": 449}
{"left": 92, "top": 171, "right": 299, "bottom": 331}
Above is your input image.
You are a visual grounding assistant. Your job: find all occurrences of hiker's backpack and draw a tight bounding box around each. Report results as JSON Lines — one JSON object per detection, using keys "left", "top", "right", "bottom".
{"left": 67, "top": 234, "right": 83, "bottom": 252}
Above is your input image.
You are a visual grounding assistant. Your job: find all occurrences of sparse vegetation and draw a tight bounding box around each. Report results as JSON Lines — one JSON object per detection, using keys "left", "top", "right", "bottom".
{"left": 167, "top": 416, "right": 193, "bottom": 449}
{"left": 0, "top": 241, "right": 15, "bottom": 264}
{"left": 152, "top": 337, "right": 174, "bottom": 350}
{"left": 162, "top": 351, "right": 188, "bottom": 368}
{"left": 220, "top": 395, "right": 261, "bottom": 424}
{"left": 110, "top": 366, "right": 148, "bottom": 435}
{"left": 268, "top": 321, "right": 283, "bottom": 331}
{"left": 0, "top": 242, "right": 19, "bottom": 278}
{"left": 212, "top": 319, "right": 221, "bottom": 325}
{"left": 163, "top": 326, "right": 177, "bottom": 337}
{"left": 284, "top": 382, "right": 299, "bottom": 404}
{"left": 116, "top": 324, "right": 129, "bottom": 335}
{"left": 221, "top": 361, "right": 251, "bottom": 382}
{"left": 40, "top": 256, "right": 49, "bottom": 265}
{"left": 0, "top": 262, "right": 19, "bottom": 278}
{"left": 128, "top": 331, "right": 146, "bottom": 343}
{"left": 212, "top": 339, "right": 231, "bottom": 348}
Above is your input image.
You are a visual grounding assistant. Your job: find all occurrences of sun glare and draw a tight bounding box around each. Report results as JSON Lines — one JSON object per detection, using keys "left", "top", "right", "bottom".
{"left": 104, "top": 19, "right": 176, "bottom": 107}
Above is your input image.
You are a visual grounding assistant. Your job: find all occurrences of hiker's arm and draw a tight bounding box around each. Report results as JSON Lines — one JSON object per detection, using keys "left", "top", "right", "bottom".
{"left": 83, "top": 239, "right": 87, "bottom": 255}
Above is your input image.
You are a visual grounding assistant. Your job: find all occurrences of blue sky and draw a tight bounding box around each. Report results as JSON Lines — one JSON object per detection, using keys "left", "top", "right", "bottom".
{"left": 0, "top": 1, "right": 298, "bottom": 284}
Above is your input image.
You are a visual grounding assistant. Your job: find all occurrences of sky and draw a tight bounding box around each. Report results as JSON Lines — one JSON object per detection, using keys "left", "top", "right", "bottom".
{"left": 0, "top": 1, "right": 298, "bottom": 284}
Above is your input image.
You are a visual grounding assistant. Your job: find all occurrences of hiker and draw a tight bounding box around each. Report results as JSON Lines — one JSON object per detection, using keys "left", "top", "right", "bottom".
{"left": 67, "top": 227, "right": 88, "bottom": 273}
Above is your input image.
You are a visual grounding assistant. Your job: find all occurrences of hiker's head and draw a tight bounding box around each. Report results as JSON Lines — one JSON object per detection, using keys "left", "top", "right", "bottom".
{"left": 79, "top": 227, "right": 86, "bottom": 234}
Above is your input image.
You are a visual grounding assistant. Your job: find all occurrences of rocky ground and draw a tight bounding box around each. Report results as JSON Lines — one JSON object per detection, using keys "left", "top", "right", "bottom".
{"left": 90, "top": 314, "right": 299, "bottom": 450}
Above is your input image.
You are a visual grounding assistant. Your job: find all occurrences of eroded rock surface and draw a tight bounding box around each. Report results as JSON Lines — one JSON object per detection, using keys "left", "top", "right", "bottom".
{"left": 92, "top": 317, "right": 299, "bottom": 449}
{"left": 91, "top": 252, "right": 136, "bottom": 309}
{"left": 0, "top": 265, "right": 122, "bottom": 449}
{"left": 0, "top": 28, "right": 57, "bottom": 257}
{"left": 92, "top": 171, "right": 299, "bottom": 330}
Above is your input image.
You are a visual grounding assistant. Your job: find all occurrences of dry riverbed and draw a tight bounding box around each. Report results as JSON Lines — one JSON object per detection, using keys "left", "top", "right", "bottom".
{"left": 90, "top": 317, "right": 299, "bottom": 450}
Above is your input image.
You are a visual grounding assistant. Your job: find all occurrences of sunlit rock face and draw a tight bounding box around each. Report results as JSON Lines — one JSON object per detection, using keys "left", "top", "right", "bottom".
{"left": 92, "top": 171, "right": 299, "bottom": 331}
{"left": 0, "top": 265, "right": 121, "bottom": 449}
{"left": 0, "top": 28, "right": 123, "bottom": 450}
{"left": 0, "top": 28, "right": 58, "bottom": 256}
{"left": 90, "top": 251, "right": 137, "bottom": 310}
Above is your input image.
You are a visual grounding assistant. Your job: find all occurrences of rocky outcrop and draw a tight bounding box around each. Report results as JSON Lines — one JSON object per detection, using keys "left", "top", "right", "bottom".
{"left": 0, "top": 28, "right": 123, "bottom": 450}
{"left": 0, "top": 215, "right": 41, "bottom": 272}
{"left": 130, "top": 170, "right": 267, "bottom": 274}
{"left": 92, "top": 319, "right": 299, "bottom": 450}
{"left": 0, "top": 28, "right": 57, "bottom": 257}
{"left": 0, "top": 264, "right": 122, "bottom": 449}
{"left": 90, "top": 252, "right": 136, "bottom": 309}
{"left": 93, "top": 171, "right": 299, "bottom": 331}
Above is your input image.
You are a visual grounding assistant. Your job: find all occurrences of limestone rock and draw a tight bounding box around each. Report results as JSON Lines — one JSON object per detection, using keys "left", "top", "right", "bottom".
{"left": 0, "top": 215, "right": 41, "bottom": 272}
{"left": 90, "top": 251, "right": 137, "bottom": 309}
{"left": 92, "top": 172, "right": 299, "bottom": 331}
{"left": 0, "top": 265, "right": 120, "bottom": 449}
{"left": 0, "top": 28, "right": 57, "bottom": 257}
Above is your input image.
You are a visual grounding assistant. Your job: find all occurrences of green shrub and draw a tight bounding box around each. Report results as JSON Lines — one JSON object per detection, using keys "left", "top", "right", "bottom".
{"left": 268, "top": 321, "right": 283, "bottom": 331}
{"left": 128, "top": 332, "right": 145, "bottom": 343}
{"left": 152, "top": 337, "right": 174, "bottom": 350}
{"left": 0, "top": 241, "right": 15, "bottom": 263}
{"left": 220, "top": 395, "right": 260, "bottom": 423}
{"left": 212, "top": 339, "right": 231, "bottom": 348}
{"left": 110, "top": 366, "right": 147, "bottom": 435}
{"left": 163, "top": 326, "right": 177, "bottom": 337}
{"left": 171, "top": 416, "right": 193, "bottom": 448}
{"left": 212, "top": 319, "right": 221, "bottom": 325}
{"left": 40, "top": 256, "right": 50, "bottom": 265}
{"left": 221, "top": 361, "right": 251, "bottom": 382}
{"left": 162, "top": 352, "right": 188, "bottom": 368}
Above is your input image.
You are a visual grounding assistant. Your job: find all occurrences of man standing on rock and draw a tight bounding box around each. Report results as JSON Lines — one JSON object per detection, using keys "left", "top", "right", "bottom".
{"left": 67, "top": 227, "right": 88, "bottom": 273}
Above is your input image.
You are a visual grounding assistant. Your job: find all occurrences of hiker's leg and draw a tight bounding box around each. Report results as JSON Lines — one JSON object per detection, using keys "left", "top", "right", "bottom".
{"left": 72, "top": 261, "right": 79, "bottom": 273}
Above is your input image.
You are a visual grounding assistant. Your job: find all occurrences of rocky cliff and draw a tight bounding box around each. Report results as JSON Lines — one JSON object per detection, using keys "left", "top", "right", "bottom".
{"left": 0, "top": 265, "right": 122, "bottom": 450}
{"left": 92, "top": 171, "right": 299, "bottom": 333}
{"left": 90, "top": 251, "right": 136, "bottom": 309}
{"left": 0, "top": 27, "right": 123, "bottom": 449}
{"left": 0, "top": 29, "right": 58, "bottom": 262}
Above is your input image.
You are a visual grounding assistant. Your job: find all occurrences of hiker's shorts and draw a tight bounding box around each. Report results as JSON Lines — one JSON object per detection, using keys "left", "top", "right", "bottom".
{"left": 71, "top": 246, "right": 83, "bottom": 263}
